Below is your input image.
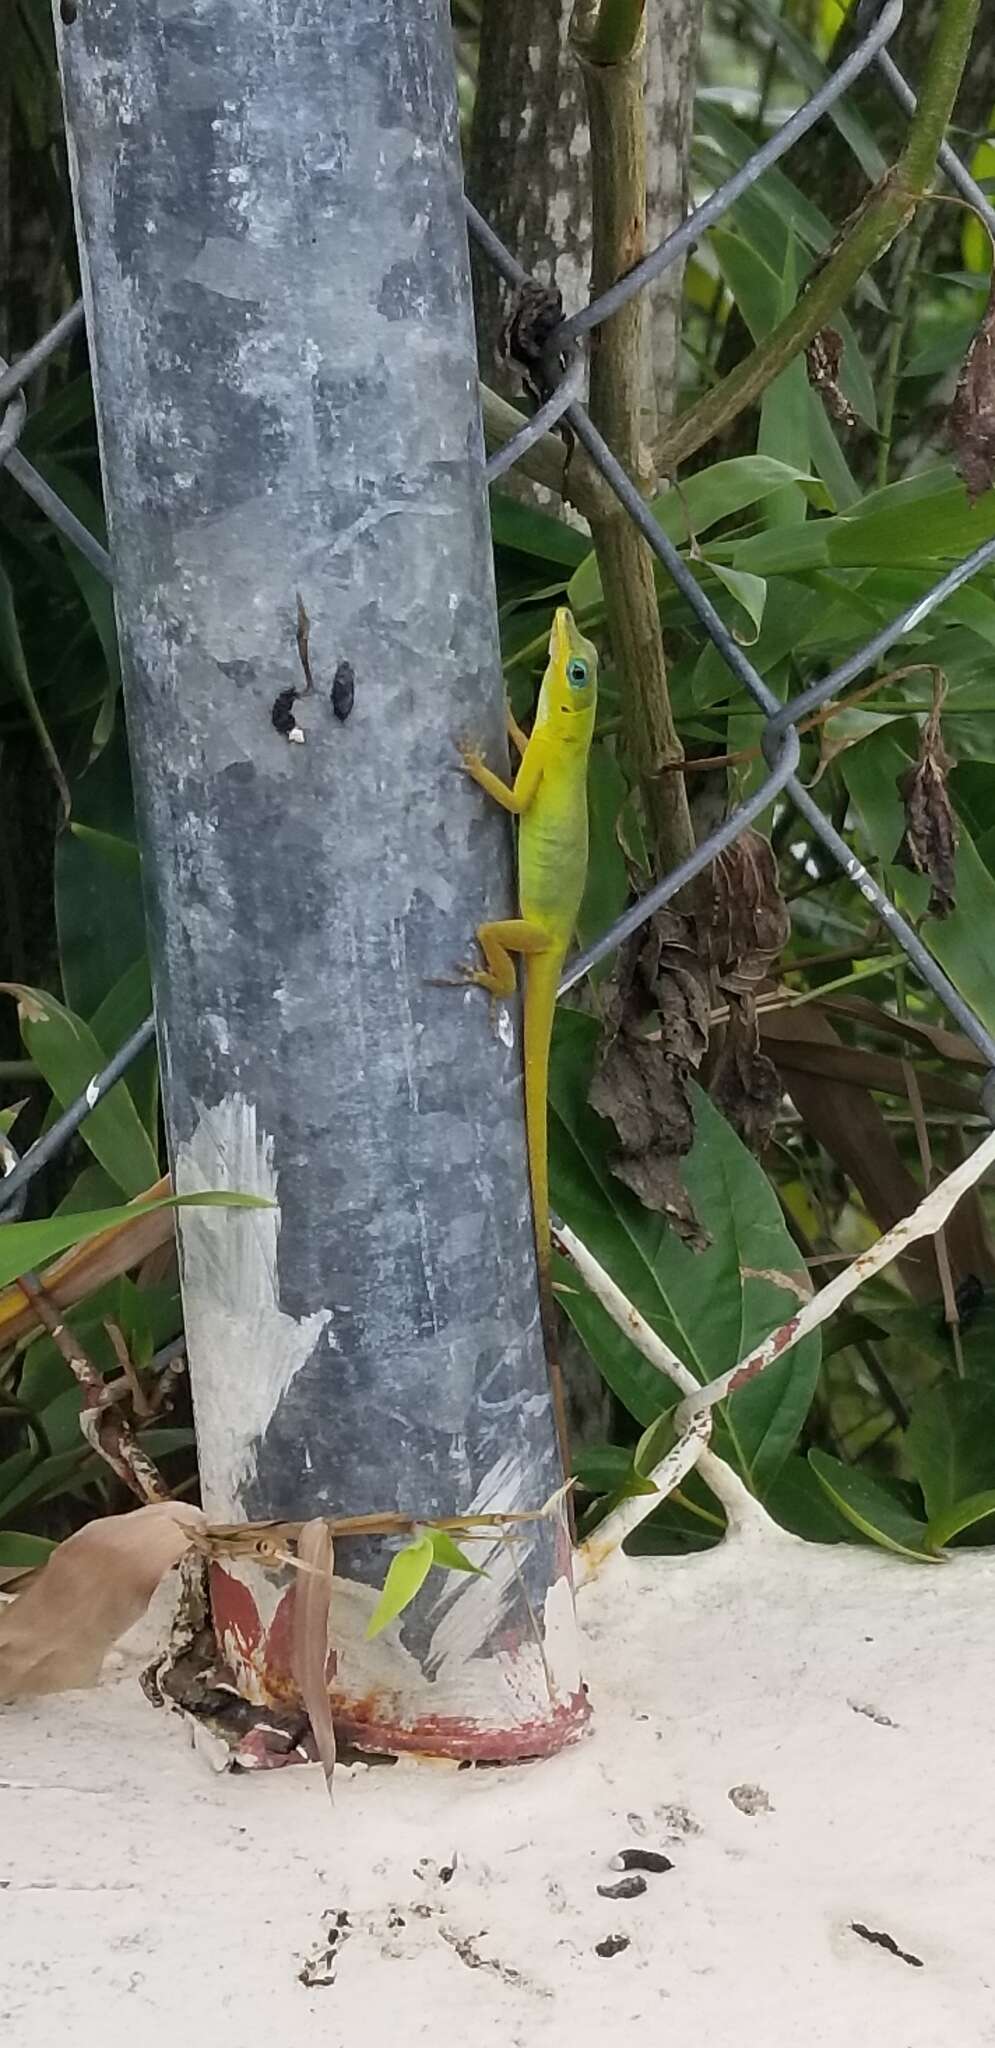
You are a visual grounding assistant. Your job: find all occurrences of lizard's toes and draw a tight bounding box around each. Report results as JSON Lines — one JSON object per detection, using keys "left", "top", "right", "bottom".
{"left": 456, "top": 736, "right": 487, "bottom": 774}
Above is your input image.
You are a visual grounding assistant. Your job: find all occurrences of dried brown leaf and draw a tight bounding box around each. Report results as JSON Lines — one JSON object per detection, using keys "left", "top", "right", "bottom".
{"left": 703, "top": 831, "right": 790, "bottom": 984}
{"left": 894, "top": 693, "right": 958, "bottom": 918}
{"left": 588, "top": 832, "right": 789, "bottom": 1232}
{"left": 709, "top": 1000, "right": 781, "bottom": 1154}
{"left": 0, "top": 1502, "right": 204, "bottom": 1701}
{"left": 806, "top": 326, "right": 857, "bottom": 428}
{"left": 950, "top": 265, "right": 995, "bottom": 503}
{"left": 497, "top": 281, "right": 565, "bottom": 406}
{"left": 0, "top": 1173, "right": 174, "bottom": 1350}
{"left": 291, "top": 1520, "right": 336, "bottom": 1799}
{"left": 589, "top": 913, "right": 711, "bottom": 1247}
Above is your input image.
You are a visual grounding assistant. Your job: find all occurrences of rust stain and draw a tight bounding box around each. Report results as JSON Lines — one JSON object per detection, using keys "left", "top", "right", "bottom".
{"left": 209, "top": 1559, "right": 590, "bottom": 1762}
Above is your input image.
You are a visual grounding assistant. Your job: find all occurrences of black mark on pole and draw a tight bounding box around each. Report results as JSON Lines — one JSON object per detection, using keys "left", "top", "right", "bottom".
{"left": 331, "top": 660, "right": 356, "bottom": 722}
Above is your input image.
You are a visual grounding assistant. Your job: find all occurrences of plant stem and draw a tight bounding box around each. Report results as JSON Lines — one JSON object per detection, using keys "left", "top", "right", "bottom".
{"left": 875, "top": 210, "right": 929, "bottom": 490}
{"left": 571, "top": 3, "right": 695, "bottom": 873}
{"left": 581, "top": 0, "right": 646, "bottom": 64}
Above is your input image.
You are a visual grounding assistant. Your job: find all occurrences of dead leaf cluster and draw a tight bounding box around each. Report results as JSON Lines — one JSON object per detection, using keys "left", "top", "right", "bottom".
{"left": 590, "top": 830, "right": 790, "bottom": 1241}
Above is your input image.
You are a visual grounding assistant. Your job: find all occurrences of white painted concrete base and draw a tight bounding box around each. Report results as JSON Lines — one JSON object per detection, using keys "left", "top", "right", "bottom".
{"left": 2, "top": 1529, "right": 992, "bottom": 2046}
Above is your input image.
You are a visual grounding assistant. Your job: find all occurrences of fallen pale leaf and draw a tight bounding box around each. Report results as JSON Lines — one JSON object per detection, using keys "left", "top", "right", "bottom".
{"left": 0, "top": 1501, "right": 204, "bottom": 1701}
{"left": 291, "top": 1520, "right": 336, "bottom": 1798}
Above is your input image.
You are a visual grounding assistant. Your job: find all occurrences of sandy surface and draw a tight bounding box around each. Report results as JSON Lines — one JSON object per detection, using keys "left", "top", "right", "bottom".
{"left": 2, "top": 1526, "right": 992, "bottom": 2046}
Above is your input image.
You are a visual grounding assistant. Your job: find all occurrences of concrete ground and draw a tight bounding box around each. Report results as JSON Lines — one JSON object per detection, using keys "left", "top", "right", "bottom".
{"left": 2, "top": 1523, "right": 992, "bottom": 2046}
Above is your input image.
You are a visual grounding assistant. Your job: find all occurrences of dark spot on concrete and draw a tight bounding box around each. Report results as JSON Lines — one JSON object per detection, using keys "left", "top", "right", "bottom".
{"left": 851, "top": 1923, "right": 923, "bottom": 1968}
{"left": 595, "top": 1934, "right": 630, "bottom": 1959}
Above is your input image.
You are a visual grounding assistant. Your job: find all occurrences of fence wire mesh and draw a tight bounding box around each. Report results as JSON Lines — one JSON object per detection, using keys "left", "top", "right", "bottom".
{"left": 3, "top": 0, "right": 995, "bottom": 1310}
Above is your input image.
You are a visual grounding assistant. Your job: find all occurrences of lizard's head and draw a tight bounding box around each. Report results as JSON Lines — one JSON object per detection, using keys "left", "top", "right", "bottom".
{"left": 545, "top": 606, "right": 598, "bottom": 723}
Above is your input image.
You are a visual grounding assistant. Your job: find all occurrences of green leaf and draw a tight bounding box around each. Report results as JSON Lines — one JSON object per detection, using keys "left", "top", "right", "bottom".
{"left": 365, "top": 1534, "right": 434, "bottom": 1638}
{"left": 0, "top": 1446, "right": 91, "bottom": 1520}
{"left": 489, "top": 491, "right": 588, "bottom": 569}
{"left": 25, "top": 457, "right": 120, "bottom": 761}
{"left": 729, "top": 467, "right": 995, "bottom": 576}
{"left": 0, "top": 560, "right": 69, "bottom": 813}
{"left": 0, "top": 1189, "right": 272, "bottom": 1294}
{"left": 427, "top": 1528, "right": 486, "bottom": 1575}
{"left": 88, "top": 957, "right": 158, "bottom": 1141}
{"left": 702, "top": 559, "right": 767, "bottom": 641}
{"left": 733, "top": 1, "right": 887, "bottom": 182}
{"left": 926, "top": 1491, "right": 995, "bottom": 1551}
{"left": 55, "top": 723, "right": 147, "bottom": 1020}
{"left": 757, "top": 232, "right": 811, "bottom": 527}
{"left": 905, "top": 1378, "right": 995, "bottom": 1519}
{"left": 763, "top": 1453, "right": 864, "bottom": 1545}
{"left": 549, "top": 1013, "right": 820, "bottom": 1495}
{"left": 577, "top": 744, "right": 629, "bottom": 959}
{"left": 3, "top": 982, "right": 159, "bottom": 1197}
{"left": 566, "top": 455, "right": 825, "bottom": 613}
{"left": 842, "top": 726, "right": 995, "bottom": 1040}
{"left": 68, "top": 824, "right": 141, "bottom": 873}
{"left": 0, "top": 1531, "right": 56, "bottom": 1568}
{"left": 808, "top": 1449, "right": 939, "bottom": 1562}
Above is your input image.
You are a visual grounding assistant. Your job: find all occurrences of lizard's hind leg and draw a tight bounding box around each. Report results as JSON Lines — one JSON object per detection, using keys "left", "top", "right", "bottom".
{"left": 467, "top": 917, "right": 551, "bottom": 998}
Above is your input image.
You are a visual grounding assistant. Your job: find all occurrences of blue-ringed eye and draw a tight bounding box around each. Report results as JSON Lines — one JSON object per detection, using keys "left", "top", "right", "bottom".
{"left": 567, "top": 658, "right": 588, "bottom": 688}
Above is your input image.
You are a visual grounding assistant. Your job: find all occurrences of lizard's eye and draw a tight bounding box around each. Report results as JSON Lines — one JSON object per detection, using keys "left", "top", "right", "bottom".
{"left": 567, "top": 658, "right": 589, "bottom": 688}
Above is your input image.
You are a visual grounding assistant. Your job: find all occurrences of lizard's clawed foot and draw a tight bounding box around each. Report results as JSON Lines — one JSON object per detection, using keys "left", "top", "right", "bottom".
{"left": 455, "top": 736, "right": 488, "bottom": 778}
{"left": 427, "top": 961, "right": 503, "bottom": 999}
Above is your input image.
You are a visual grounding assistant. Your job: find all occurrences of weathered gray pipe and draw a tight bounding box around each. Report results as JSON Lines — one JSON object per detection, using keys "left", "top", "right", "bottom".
{"left": 56, "top": 0, "right": 586, "bottom": 1758}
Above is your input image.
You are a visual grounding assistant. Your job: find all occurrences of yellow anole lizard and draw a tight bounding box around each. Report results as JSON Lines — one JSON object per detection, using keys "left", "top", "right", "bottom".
{"left": 455, "top": 607, "right": 598, "bottom": 1455}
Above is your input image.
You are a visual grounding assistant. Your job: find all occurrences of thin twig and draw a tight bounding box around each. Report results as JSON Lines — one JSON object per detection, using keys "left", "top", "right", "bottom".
{"left": 14, "top": 1269, "right": 168, "bottom": 1502}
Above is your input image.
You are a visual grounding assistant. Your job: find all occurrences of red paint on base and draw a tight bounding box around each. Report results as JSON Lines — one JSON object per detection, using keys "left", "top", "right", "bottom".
{"left": 208, "top": 1560, "right": 591, "bottom": 1761}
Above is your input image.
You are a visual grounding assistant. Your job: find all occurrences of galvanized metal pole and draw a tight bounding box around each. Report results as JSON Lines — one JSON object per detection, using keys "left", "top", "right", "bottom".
{"left": 56, "top": 0, "right": 586, "bottom": 1758}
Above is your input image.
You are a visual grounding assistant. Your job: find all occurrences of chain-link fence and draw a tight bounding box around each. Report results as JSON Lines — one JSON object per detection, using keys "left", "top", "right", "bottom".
{"left": 3, "top": 4, "right": 995, "bottom": 1492}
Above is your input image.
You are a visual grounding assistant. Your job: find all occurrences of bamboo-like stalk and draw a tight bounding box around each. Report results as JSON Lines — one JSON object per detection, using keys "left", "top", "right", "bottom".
{"left": 570, "top": 0, "right": 695, "bottom": 874}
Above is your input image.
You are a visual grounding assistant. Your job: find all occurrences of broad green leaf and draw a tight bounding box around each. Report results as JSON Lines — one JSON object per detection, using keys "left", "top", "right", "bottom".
{"left": 808, "top": 1449, "right": 939, "bottom": 1562}
{"left": 763, "top": 1453, "right": 864, "bottom": 1545}
{"left": 0, "top": 561, "right": 68, "bottom": 810}
{"left": 489, "top": 491, "right": 588, "bottom": 569}
{"left": 20, "top": 374, "right": 96, "bottom": 455}
{"left": 0, "top": 1452, "right": 36, "bottom": 1512}
{"left": 88, "top": 957, "right": 158, "bottom": 1141}
{"left": 0, "top": 1189, "right": 271, "bottom": 1294}
{"left": 735, "top": 0, "right": 887, "bottom": 182}
{"left": 2, "top": 982, "right": 158, "bottom": 1197}
{"left": 693, "top": 98, "right": 859, "bottom": 256}
{"left": 68, "top": 824, "right": 141, "bottom": 872}
{"left": 549, "top": 1013, "right": 820, "bottom": 1496}
{"left": 0, "top": 1446, "right": 91, "bottom": 1520}
{"left": 842, "top": 727, "right": 995, "bottom": 1040}
{"left": 55, "top": 723, "right": 147, "bottom": 1019}
{"left": 0, "top": 1531, "right": 56, "bottom": 1568}
{"left": 757, "top": 231, "right": 811, "bottom": 527}
{"left": 365, "top": 1534, "right": 434, "bottom": 1638}
{"left": 25, "top": 457, "right": 120, "bottom": 761}
{"left": 926, "top": 1491, "right": 995, "bottom": 1551}
{"left": 729, "top": 467, "right": 995, "bottom": 575}
{"left": 566, "top": 455, "right": 825, "bottom": 613}
{"left": 905, "top": 1379, "right": 995, "bottom": 1519}
{"left": 53, "top": 1163, "right": 122, "bottom": 1216}
{"left": 577, "top": 744, "right": 628, "bottom": 960}
{"left": 702, "top": 560, "right": 767, "bottom": 641}
{"left": 427, "top": 1529, "right": 486, "bottom": 1575}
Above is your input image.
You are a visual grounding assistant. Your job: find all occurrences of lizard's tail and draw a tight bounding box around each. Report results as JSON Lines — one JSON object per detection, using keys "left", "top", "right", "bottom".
{"left": 522, "top": 951, "right": 558, "bottom": 1292}
{"left": 522, "top": 952, "right": 573, "bottom": 1502}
